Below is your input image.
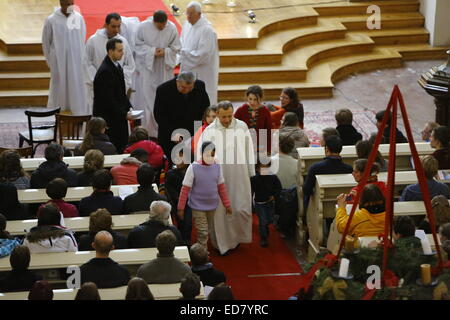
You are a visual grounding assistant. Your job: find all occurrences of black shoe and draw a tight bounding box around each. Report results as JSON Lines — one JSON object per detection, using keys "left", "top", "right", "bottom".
{"left": 260, "top": 238, "right": 268, "bottom": 248}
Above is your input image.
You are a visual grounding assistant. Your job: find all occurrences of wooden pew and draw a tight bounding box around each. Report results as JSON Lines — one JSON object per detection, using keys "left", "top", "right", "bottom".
{"left": 21, "top": 154, "right": 130, "bottom": 172}
{"left": 297, "top": 142, "right": 432, "bottom": 176}
{"left": 0, "top": 283, "right": 205, "bottom": 300}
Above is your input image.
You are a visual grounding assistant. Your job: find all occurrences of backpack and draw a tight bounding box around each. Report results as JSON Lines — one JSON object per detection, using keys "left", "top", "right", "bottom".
{"left": 275, "top": 186, "right": 298, "bottom": 239}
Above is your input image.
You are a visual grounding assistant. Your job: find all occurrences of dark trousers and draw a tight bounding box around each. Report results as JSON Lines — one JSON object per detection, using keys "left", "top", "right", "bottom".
{"left": 174, "top": 205, "right": 193, "bottom": 245}
{"left": 106, "top": 119, "right": 129, "bottom": 154}
{"left": 255, "top": 201, "right": 275, "bottom": 239}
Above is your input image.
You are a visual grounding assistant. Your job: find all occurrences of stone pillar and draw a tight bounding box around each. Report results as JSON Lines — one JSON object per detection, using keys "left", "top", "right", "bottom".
{"left": 420, "top": 0, "right": 450, "bottom": 46}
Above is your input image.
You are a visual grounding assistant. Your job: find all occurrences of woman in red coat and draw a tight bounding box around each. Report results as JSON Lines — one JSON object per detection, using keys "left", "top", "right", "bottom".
{"left": 234, "top": 85, "right": 272, "bottom": 153}
{"left": 123, "top": 127, "right": 165, "bottom": 169}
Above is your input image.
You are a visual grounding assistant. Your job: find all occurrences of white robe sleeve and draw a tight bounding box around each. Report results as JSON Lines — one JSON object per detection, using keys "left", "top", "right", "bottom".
{"left": 180, "top": 26, "right": 217, "bottom": 68}
{"left": 83, "top": 39, "right": 98, "bottom": 85}
{"left": 42, "top": 17, "right": 52, "bottom": 68}
{"left": 122, "top": 39, "right": 136, "bottom": 90}
{"left": 164, "top": 29, "right": 181, "bottom": 70}
{"left": 135, "top": 24, "right": 157, "bottom": 72}
{"left": 245, "top": 127, "right": 256, "bottom": 177}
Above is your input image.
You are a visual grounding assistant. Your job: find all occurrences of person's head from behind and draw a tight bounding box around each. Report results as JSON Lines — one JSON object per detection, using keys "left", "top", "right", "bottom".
{"left": 45, "top": 143, "right": 64, "bottom": 162}
{"left": 208, "top": 284, "right": 234, "bottom": 300}
{"left": 432, "top": 195, "right": 450, "bottom": 227}
{"left": 201, "top": 141, "right": 215, "bottom": 164}
{"left": 149, "top": 201, "right": 171, "bottom": 226}
{"left": 180, "top": 273, "right": 201, "bottom": 299}
{"left": 87, "top": 117, "right": 107, "bottom": 136}
{"left": 106, "top": 38, "right": 124, "bottom": 62}
{"left": 356, "top": 140, "right": 372, "bottom": 159}
{"left": 324, "top": 135, "right": 343, "bottom": 156}
{"left": 246, "top": 85, "right": 264, "bottom": 109}
{"left": 105, "top": 12, "right": 121, "bottom": 38}
{"left": 281, "top": 112, "right": 299, "bottom": 128}
{"left": 92, "top": 169, "right": 112, "bottom": 191}
{"left": 153, "top": 10, "right": 168, "bottom": 30}
{"left": 89, "top": 209, "right": 113, "bottom": 234}
{"left": 203, "top": 105, "right": 218, "bottom": 125}
{"left": 359, "top": 184, "right": 385, "bottom": 213}
{"left": 137, "top": 163, "right": 155, "bottom": 189}
{"left": 422, "top": 122, "right": 439, "bottom": 141}
{"left": 28, "top": 281, "right": 53, "bottom": 300}
{"left": 393, "top": 216, "right": 416, "bottom": 240}
{"left": 130, "top": 148, "right": 149, "bottom": 164}
{"left": 190, "top": 243, "right": 209, "bottom": 267}
{"left": 126, "top": 277, "right": 155, "bottom": 300}
{"left": 335, "top": 109, "right": 353, "bottom": 126}
{"left": 37, "top": 204, "right": 61, "bottom": 227}
{"left": 176, "top": 72, "right": 196, "bottom": 95}
{"left": 46, "top": 178, "right": 68, "bottom": 201}
{"left": 375, "top": 110, "right": 391, "bottom": 130}
{"left": 129, "top": 127, "right": 149, "bottom": 145}
{"left": 217, "top": 101, "right": 234, "bottom": 128}
{"left": 0, "top": 150, "right": 25, "bottom": 179}
{"left": 83, "top": 149, "right": 104, "bottom": 173}
{"left": 280, "top": 87, "right": 299, "bottom": 108}
{"left": 186, "top": 1, "right": 202, "bottom": 25}
{"left": 156, "top": 230, "right": 176, "bottom": 256}
{"left": 92, "top": 230, "right": 114, "bottom": 257}
{"left": 279, "top": 135, "right": 295, "bottom": 155}
{"left": 439, "top": 222, "right": 450, "bottom": 243}
{"left": 321, "top": 127, "right": 339, "bottom": 147}
{"left": 10, "top": 245, "right": 30, "bottom": 272}
{"left": 352, "top": 159, "right": 380, "bottom": 183}
{"left": 75, "top": 282, "right": 101, "bottom": 300}
{"left": 430, "top": 126, "right": 450, "bottom": 150}
{"left": 0, "top": 213, "right": 8, "bottom": 238}
{"left": 421, "top": 155, "right": 438, "bottom": 180}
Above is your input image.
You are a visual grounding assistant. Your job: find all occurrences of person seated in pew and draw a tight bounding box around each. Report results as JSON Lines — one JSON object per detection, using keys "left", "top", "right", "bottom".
{"left": 0, "top": 214, "right": 21, "bottom": 258}
{"left": 393, "top": 216, "right": 421, "bottom": 249}
{"left": 303, "top": 135, "right": 353, "bottom": 212}
{"left": 356, "top": 139, "right": 388, "bottom": 172}
{"left": 123, "top": 127, "right": 165, "bottom": 170}
{"left": 110, "top": 149, "right": 148, "bottom": 185}
{"left": 400, "top": 155, "right": 450, "bottom": 202}
{"left": 30, "top": 143, "right": 78, "bottom": 189}
{"left": 75, "top": 282, "right": 101, "bottom": 300}
{"left": 0, "top": 246, "right": 43, "bottom": 292}
{"left": 0, "top": 181, "right": 28, "bottom": 220}
{"left": 77, "top": 209, "right": 127, "bottom": 251}
{"left": 422, "top": 122, "right": 439, "bottom": 142}
{"left": 335, "top": 184, "right": 386, "bottom": 237}
{"left": 74, "top": 117, "right": 117, "bottom": 156}
{"left": 179, "top": 273, "right": 201, "bottom": 300}
{"left": 122, "top": 163, "right": 167, "bottom": 214}
{"left": 39, "top": 178, "right": 79, "bottom": 218}
{"left": 23, "top": 204, "right": 77, "bottom": 253}
{"left": 271, "top": 135, "right": 299, "bottom": 189}
{"left": 80, "top": 231, "right": 130, "bottom": 288}
{"left": 375, "top": 110, "right": 408, "bottom": 144}
{"left": 77, "top": 149, "right": 104, "bottom": 187}
{"left": 78, "top": 169, "right": 123, "bottom": 216}
{"left": 439, "top": 222, "right": 450, "bottom": 258}
{"left": 347, "top": 159, "right": 387, "bottom": 204}
{"left": 190, "top": 243, "right": 226, "bottom": 288}
{"left": 207, "top": 283, "right": 235, "bottom": 300}
{"left": 28, "top": 280, "right": 53, "bottom": 300}
{"left": 418, "top": 195, "right": 450, "bottom": 234}
{"left": 279, "top": 112, "right": 309, "bottom": 159}
{"left": 0, "top": 150, "right": 30, "bottom": 189}
{"left": 125, "top": 277, "right": 154, "bottom": 300}
{"left": 320, "top": 127, "right": 339, "bottom": 147}
{"left": 430, "top": 126, "right": 450, "bottom": 170}
{"left": 137, "top": 230, "right": 191, "bottom": 284}
{"left": 335, "top": 109, "right": 363, "bottom": 146}
{"left": 127, "top": 201, "right": 182, "bottom": 248}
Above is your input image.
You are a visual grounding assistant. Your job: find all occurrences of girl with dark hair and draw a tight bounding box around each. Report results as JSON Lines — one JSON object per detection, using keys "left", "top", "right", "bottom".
{"left": 280, "top": 87, "right": 304, "bottom": 128}
{"left": 123, "top": 127, "right": 165, "bottom": 169}
{"left": 430, "top": 126, "right": 450, "bottom": 169}
{"left": 75, "top": 282, "right": 101, "bottom": 300}
{"left": 75, "top": 117, "right": 117, "bottom": 156}
{"left": 347, "top": 159, "right": 387, "bottom": 203}
{"left": 279, "top": 112, "right": 309, "bottom": 159}
{"left": 125, "top": 277, "right": 154, "bottom": 300}
{"left": 28, "top": 281, "right": 53, "bottom": 300}
{"left": 0, "top": 150, "right": 30, "bottom": 189}
{"left": 192, "top": 105, "right": 218, "bottom": 153}
{"left": 355, "top": 140, "right": 387, "bottom": 171}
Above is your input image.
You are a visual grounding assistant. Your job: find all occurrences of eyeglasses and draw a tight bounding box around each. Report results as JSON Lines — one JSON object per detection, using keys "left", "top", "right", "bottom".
{"left": 279, "top": 95, "right": 290, "bottom": 100}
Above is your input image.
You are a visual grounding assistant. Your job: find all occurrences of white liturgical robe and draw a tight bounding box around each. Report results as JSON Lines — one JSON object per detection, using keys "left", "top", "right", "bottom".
{"left": 199, "top": 118, "right": 256, "bottom": 254}
{"left": 83, "top": 28, "right": 135, "bottom": 114}
{"left": 180, "top": 16, "right": 219, "bottom": 104}
{"left": 135, "top": 18, "right": 181, "bottom": 137}
{"left": 42, "top": 8, "right": 87, "bottom": 115}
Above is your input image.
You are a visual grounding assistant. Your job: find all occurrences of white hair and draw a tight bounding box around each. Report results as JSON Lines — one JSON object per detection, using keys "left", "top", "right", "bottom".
{"left": 149, "top": 201, "right": 171, "bottom": 226}
{"left": 177, "top": 71, "right": 196, "bottom": 84}
{"left": 187, "top": 1, "right": 202, "bottom": 13}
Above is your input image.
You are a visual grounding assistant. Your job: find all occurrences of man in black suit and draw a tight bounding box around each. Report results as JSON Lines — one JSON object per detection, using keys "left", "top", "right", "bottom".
{"left": 154, "top": 72, "right": 210, "bottom": 161}
{"left": 93, "top": 38, "right": 133, "bottom": 153}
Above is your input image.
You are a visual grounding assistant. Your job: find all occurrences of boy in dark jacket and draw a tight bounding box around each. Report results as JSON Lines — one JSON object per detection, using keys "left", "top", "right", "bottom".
{"left": 335, "top": 109, "right": 363, "bottom": 146}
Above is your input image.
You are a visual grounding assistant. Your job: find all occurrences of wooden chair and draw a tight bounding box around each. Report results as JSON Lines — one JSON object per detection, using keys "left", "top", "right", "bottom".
{"left": 18, "top": 108, "right": 61, "bottom": 157}
{"left": 56, "top": 114, "right": 91, "bottom": 151}
{"left": 0, "top": 146, "right": 33, "bottom": 158}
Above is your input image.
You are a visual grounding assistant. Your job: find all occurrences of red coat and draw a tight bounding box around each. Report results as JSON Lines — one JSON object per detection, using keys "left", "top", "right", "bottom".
{"left": 234, "top": 104, "right": 272, "bottom": 152}
{"left": 123, "top": 140, "right": 165, "bottom": 169}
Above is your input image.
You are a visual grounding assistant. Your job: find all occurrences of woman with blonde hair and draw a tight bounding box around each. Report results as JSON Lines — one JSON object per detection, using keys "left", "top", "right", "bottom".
{"left": 74, "top": 117, "right": 117, "bottom": 156}
{"left": 77, "top": 149, "right": 105, "bottom": 186}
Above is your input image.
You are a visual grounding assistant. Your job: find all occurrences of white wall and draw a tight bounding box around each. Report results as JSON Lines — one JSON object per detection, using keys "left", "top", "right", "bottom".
{"left": 420, "top": 0, "right": 450, "bottom": 46}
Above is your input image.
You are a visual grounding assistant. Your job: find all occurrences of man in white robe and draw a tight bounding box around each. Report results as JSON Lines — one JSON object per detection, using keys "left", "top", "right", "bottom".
{"left": 42, "top": 0, "right": 87, "bottom": 115}
{"left": 179, "top": 1, "right": 219, "bottom": 104}
{"left": 199, "top": 101, "right": 255, "bottom": 254}
{"left": 135, "top": 10, "right": 181, "bottom": 137}
{"left": 83, "top": 13, "right": 135, "bottom": 114}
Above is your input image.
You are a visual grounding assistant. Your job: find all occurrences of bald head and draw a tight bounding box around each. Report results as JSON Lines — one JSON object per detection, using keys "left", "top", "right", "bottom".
{"left": 93, "top": 231, "right": 114, "bottom": 256}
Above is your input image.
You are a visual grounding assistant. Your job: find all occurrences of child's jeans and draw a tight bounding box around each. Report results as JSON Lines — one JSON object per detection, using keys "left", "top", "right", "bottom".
{"left": 192, "top": 209, "right": 218, "bottom": 248}
{"left": 255, "top": 200, "right": 275, "bottom": 239}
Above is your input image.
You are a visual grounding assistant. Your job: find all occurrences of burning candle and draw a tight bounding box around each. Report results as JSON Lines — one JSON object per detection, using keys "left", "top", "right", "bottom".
{"left": 345, "top": 235, "right": 354, "bottom": 252}
{"left": 421, "top": 264, "right": 431, "bottom": 285}
{"left": 339, "top": 258, "right": 350, "bottom": 278}
{"left": 421, "top": 238, "right": 433, "bottom": 255}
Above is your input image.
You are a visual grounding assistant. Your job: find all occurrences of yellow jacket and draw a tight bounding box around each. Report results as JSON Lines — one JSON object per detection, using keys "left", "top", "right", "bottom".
{"left": 336, "top": 207, "right": 386, "bottom": 238}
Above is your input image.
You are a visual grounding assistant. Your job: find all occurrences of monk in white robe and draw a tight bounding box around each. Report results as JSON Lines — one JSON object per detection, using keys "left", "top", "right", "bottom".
{"left": 42, "top": 0, "right": 87, "bottom": 115}
{"left": 199, "top": 101, "right": 255, "bottom": 254}
{"left": 179, "top": 1, "right": 219, "bottom": 104}
{"left": 135, "top": 10, "right": 181, "bottom": 137}
{"left": 83, "top": 13, "right": 135, "bottom": 114}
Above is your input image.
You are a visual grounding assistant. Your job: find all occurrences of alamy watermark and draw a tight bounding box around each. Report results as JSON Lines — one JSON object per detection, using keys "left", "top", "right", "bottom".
{"left": 367, "top": 5, "right": 381, "bottom": 30}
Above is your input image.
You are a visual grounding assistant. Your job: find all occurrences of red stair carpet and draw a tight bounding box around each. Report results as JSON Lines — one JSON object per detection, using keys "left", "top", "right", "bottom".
{"left": 76, "top": 0, "right": 181, "bottom": 38}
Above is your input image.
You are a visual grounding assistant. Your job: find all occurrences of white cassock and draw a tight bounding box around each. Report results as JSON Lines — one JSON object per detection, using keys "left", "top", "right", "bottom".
{"left": 83, "top": 28, "right": 135, "bottom": 114}
{"left": 135, "top": 18, "right": 181, "bottom": 137}
{"left": 179, "top": 16, "right": 219, "bottom": 104}
{"left": 42, "top": 8, "right": 87, "bottom": 115}
{"left": 199, "top": 118, "right": 256, "bottom": 254}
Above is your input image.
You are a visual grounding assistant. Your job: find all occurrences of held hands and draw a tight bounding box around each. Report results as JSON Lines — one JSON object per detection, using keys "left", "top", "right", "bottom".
{"left": 336, "top": 193, "right": 347, "bottom": 209}
{"left": 155, "top": 48, "right": 165, "bottom": 57}
{"left": 226, "top": 207, "right": 233, "bottom": 215}
{"left": 177, "top": 209, "right": 185, "bottom": 220}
